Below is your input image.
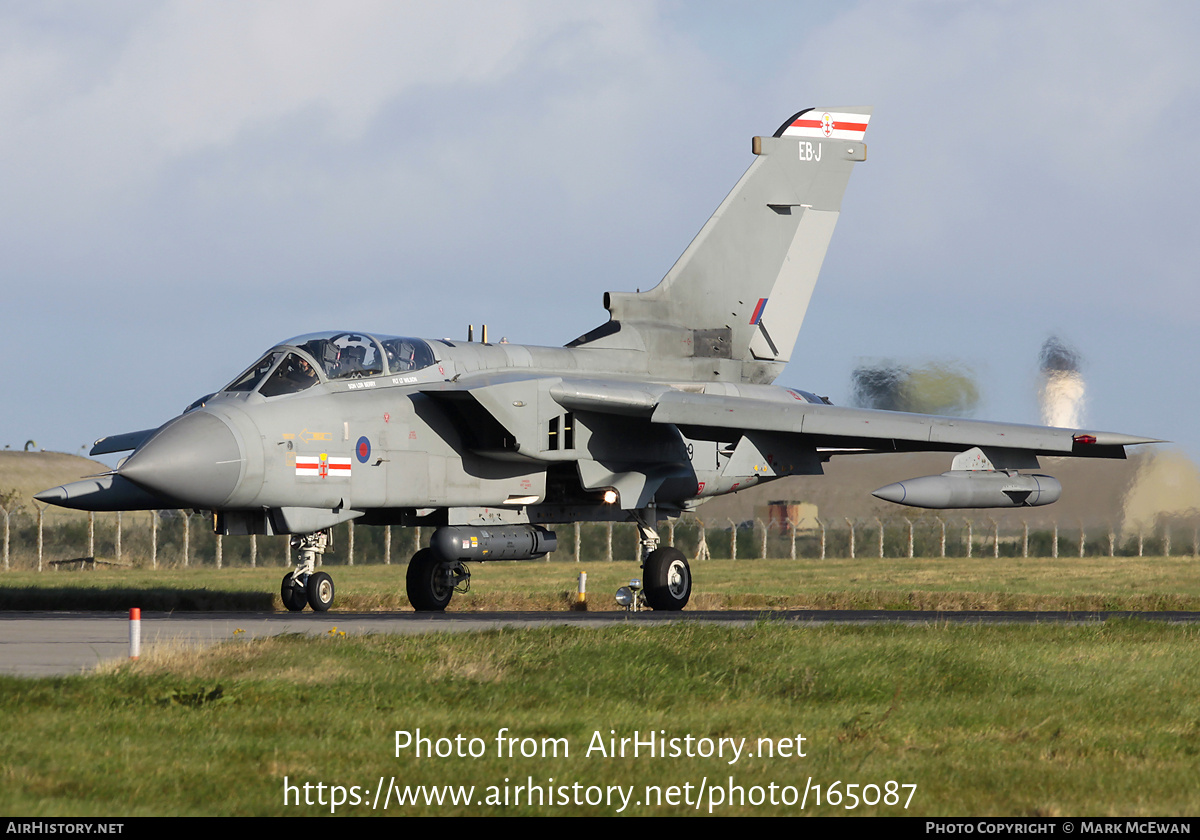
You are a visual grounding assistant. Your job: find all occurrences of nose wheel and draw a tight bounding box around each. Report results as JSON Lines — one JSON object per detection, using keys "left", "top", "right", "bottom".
{"left": 306, "top": 572, "right": 335, "bottom": 612}
{"left": 281, "top": 573, "right": 308, "bottom": 611}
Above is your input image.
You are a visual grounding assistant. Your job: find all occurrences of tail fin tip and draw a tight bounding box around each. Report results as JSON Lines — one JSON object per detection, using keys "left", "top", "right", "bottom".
{"left": 774, "top": 106, "right": 872, "bottom": 141}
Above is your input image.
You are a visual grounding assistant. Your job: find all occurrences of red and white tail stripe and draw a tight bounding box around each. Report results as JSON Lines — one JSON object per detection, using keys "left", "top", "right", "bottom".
{"left": 780, "top": 110, "right": 870, "bottom": 142}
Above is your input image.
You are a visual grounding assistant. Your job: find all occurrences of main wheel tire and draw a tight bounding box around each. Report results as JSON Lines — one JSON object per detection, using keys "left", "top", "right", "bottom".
{"left": 644, "top": 547, "right": 691, "bottom": 611}
{"left": 281, "top": 574, "right": 308, "bottom": 612}
{"left": 406, "top": 548, "right": 454, "bottom": 612}
{"left": 307, "top": 571, "right": 335, "bottom": 612}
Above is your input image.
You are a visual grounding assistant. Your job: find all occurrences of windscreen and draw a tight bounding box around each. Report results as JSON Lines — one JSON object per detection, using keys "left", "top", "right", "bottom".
{"left": 224, "top": 352, "right": 282, "bottom": 392}
{"left": 259, "top": 353, "right": 320, "bottom": 397}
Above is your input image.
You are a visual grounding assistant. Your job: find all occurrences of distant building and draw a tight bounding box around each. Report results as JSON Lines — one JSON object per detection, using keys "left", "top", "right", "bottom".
{"left": 756, "top": 501, "right": 819, "bottom": 533}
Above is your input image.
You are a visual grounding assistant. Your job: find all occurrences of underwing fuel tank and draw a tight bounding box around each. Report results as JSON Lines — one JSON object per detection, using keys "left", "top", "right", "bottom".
{"left": 871, "top": 471, "right": 1062, "bottom": 510}
{"left": 430, "top": 525, "right": 558, "bottom": 562}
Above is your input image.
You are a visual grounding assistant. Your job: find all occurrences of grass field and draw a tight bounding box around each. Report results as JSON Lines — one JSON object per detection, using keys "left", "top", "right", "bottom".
{"left": 1, "top": 554, "right": 1198, "bottom": 611}
{"left": 1, "top": 622, "right": 1199, "bottom": 816}
{"left": 2, "top": 556, "right": 1199, "bottom": 817}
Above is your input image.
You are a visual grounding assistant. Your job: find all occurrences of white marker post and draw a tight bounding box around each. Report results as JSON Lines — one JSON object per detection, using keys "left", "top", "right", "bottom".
{"left": 129, "top": 608, "right": 141, "bottom": 659}
{"left": 574, "top": 572, "right": 587, "bottom": 611}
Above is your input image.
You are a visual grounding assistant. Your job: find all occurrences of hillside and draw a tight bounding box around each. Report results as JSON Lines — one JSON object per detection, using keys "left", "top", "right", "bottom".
{"left": 0, "top": 450, "right": 110, "bottom": 512}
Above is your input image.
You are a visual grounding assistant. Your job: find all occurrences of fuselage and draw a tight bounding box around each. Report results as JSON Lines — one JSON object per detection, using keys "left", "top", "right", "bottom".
{"left": 87, "top": 330, "right": 827, "bottom": 534}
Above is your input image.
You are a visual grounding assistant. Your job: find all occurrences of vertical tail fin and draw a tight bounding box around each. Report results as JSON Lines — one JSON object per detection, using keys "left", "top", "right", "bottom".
{"left": 571, "top": 107, "right": 871, "bottom": 384}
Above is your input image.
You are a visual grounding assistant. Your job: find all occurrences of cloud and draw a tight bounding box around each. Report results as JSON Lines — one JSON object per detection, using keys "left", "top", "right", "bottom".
{"left": 0, "top": 2, "right": 728, "bottom": 304}
{"left": 780, "top": 0, "right": 1200, "bottom": 315}
{"left": 1, "top": 1, "right": 1195, "bottom": 458}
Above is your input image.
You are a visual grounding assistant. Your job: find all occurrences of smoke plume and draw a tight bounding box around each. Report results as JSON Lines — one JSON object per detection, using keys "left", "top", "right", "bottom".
{"left": 851, "top": 361, "right": 980, "bottom": 416}
{"left": 1038, "top": 336, "right": 1085, "bottom": 428}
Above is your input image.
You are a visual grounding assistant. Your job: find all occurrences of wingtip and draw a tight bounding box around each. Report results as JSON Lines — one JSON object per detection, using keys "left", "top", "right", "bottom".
{"left": 1077, "top": 431, "right": 1168, "bottom": 447}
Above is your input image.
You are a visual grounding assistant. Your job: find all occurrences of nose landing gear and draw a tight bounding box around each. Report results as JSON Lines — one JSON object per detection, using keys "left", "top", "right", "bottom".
{"left": 281, "top": 530, "right": 335, "bottom": 612}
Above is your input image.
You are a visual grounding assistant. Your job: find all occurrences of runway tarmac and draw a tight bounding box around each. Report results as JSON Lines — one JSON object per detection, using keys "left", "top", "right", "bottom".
{"left": 3, "top": 609, "right": 1200, "bottom": 677}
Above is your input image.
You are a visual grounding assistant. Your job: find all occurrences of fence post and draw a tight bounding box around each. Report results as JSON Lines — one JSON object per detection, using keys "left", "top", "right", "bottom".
{"left": 606, "top": 522, "right": 613, "bottom": 562}
{"left": 183, "top": 512, "right": 190, "bottom": 567}
{"left": 845, "top": 518, "right": 855, "bottom": 560}
{"left": 966, "top": 519, "right": 973, "bottom": 559}
{"left": 1023, "top": 522, "right": 1029, "bottom": 558}
{"left": 1108, "top": 526, "right": 1115, "bottom": 558}
{"left": 1138, "top": 529, "right": 1144, "bottom": 557}
{"left": 151, "top": 512, "right": 157, "bottom": 570}
{"left": 904, "top": 518, "right": 913, "bottom": 558}
{"left": 695, "top": 521, "right": 711, "bottom": 562}
{"left": 116, "top": 511, "right": 122, "bottom": 565}
{"left": 88, "top": 512, "right": 95, "bottom": 559}
{"left": 215, "top": 533, "right": 222, "bottom": 569}
{"left": 250, "top": 533, "right": 257, "bottom": 568}
{"left": 384, "top": 525, "right": 391, "bottom": 565}
{"left": 1079, "top": 521, "right": 1085, "bottom": 558}
{"left": 789, "top": 517, "right": 796, "bottom": 560}
{"left": 758, "top": 518, "right": 767, "bottom": 559}
{"left": 1052, "top": 522, "right": 1058, "bottom": 559}
{"left": 729, "top": 520, "right": 737, "bottom": 561}
{"left": 2, "top": 508, "right": 9, "bottom": 571}
{"left": 817, "top": 519, "right": 826, "bottom": 561}
{"left": 938, "top": 517, "right": 946, "bottom": 558}
{"left": 1164, "top": 524, "right": 1171, "bottom": 558}
{"left": 348, "top": 521, "right": 355, "bottom": 566}
{"left": 876, "top": 517, "right": 884, "bottom": 558}
{"left": 574, "top": 522, "right": 581, "bottom": 563}
{"left": 36, "top": 504, "right": 44, "bottom": 572}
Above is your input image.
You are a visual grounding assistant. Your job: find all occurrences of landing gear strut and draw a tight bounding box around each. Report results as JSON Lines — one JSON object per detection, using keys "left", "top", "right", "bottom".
{"left": 281, "top": 529, "right": 335, "bottom": 612}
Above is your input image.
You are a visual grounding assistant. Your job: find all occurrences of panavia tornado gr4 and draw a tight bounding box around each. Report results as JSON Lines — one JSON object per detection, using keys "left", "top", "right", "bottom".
{"left": 37, "top": 107, "right": 1159, "bottom": 612}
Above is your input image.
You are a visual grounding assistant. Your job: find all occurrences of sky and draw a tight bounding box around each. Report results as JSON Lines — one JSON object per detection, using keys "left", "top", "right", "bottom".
{"left": 2, "top": 0, "right": 1197, "bottom": 465}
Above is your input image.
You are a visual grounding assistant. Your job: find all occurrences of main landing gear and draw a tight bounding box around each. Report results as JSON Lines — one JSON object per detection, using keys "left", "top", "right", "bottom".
{"left": 400, "top": 518, "right": 690, "bottom": 613}
{"left": 281, "top": 530, "right": 335, "bottom": 612}
{"left": 633, "top": 510, "right": 691, "bottom": 611}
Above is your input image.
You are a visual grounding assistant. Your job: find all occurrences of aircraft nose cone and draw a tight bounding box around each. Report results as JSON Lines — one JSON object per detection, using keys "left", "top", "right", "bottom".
{"left": 119, "top": 412, "right": 243, "bottom": 507}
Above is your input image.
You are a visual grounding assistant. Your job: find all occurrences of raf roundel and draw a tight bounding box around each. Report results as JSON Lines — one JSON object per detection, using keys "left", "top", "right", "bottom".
{"left": 356, "top": 436, "right": 371, "bottom": 464}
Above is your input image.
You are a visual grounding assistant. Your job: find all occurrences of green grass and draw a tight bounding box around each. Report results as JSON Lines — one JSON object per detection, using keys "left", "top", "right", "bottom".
{"left": 2, "top": 622, "right": 1199, "bottom": 816}
{"left": 1, "top": 554, "right": 1198, "bottom": 611}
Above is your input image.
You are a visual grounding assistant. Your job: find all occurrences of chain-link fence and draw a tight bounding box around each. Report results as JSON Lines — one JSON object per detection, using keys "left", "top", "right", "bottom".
{"left": 0, "top": 507, "right": 1196, "bottom": 571}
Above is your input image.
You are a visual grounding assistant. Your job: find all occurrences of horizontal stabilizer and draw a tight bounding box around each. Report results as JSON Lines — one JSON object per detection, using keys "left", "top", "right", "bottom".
{"left": 90, "top": 428, "right": 159, "bottom": 456}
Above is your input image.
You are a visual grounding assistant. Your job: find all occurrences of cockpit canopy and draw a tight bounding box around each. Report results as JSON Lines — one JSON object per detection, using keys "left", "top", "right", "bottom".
{"left": 220, "top": 331, "right": 436, "bottom": 396}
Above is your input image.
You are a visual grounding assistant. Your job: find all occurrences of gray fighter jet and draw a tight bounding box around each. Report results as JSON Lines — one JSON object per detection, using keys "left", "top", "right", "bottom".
{"left": 37, "top": 107, "right": 1159, "bottom": 612}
